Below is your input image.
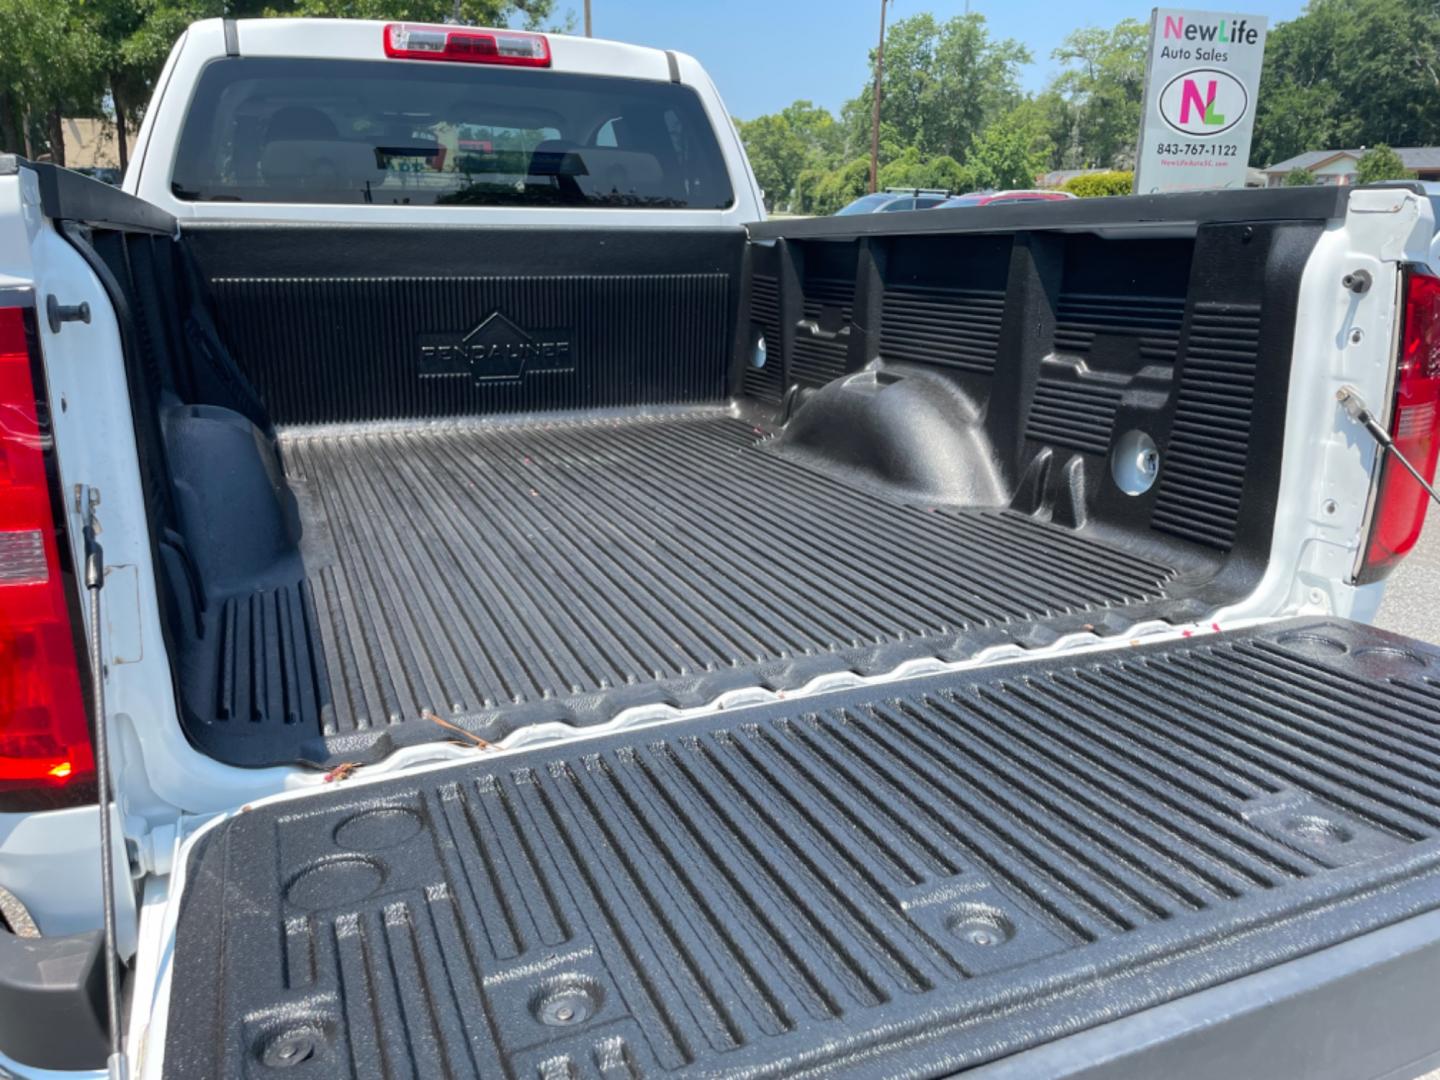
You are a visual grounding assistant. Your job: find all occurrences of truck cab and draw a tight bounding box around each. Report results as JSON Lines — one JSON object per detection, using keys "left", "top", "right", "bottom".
{"left": 124, "top": 18, "right": 765, "bottom": 226}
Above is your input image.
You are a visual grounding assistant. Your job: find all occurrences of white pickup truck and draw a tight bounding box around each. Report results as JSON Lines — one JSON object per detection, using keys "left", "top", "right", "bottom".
{"left": 3, "top": 17, "right": 1440, "bottom": 1080}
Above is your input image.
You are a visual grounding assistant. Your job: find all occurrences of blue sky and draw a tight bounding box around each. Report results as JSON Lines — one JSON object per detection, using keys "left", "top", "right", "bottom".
{"left": 573, "top": 0, "right": 1311, "bottom": 120}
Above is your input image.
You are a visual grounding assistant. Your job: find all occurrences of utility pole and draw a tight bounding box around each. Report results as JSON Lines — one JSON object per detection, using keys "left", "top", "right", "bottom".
{"left": 868, "top": 0, "right": 889, "bottom": 194}
{"left": 584, "top": 0, "right": 592, "bottom": 36}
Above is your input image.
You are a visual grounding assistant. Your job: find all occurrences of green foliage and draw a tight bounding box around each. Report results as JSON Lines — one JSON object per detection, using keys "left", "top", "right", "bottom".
{"left": 1251, "top": 0, "right": 1440, "bottom": 167}
{"left": 1061, "top": 170, "right": 1134, "bottom": 197}
{"left": 876, "top": 147, "right": 974, "bottom": 193}
{"left": 736, "top": 113, "right": 808, "bottom": 209}
{"left": 1355, "top": 143, "right": 1418, "bottom": 183}
{"left": 792, "top": 167, "right": 826, "bottom": 215}
{"left": 840, "top": 13, "right": 1030, "bottom": 162}
{"left": 873, "top": 146, "right": 922, "bottom": 188}
{"left": 736, "top": 99, "right": 844, "bottom": 210}
{"left": 11, "top": 0, "right": 1439, "bottom": 202}
{"left": 968, "top": 109, "right": 1052, "bottom": 190}
{"left": 1283, "top": 166, "right": 1317, "bottom": 186}
{"left": 0, "top": 0, "right": 105, "bottom": 158}
{"left": 0, "top": 0, "right": 554, "bottom": 160}
{"left": 795, "top": 157, "right": 870, "bottom": 215}
{"left": 779, "top": 100, "right": 845, "bottom": 162}
{"left": 1046, "top": 19, "right": 1147, "bottom": 170}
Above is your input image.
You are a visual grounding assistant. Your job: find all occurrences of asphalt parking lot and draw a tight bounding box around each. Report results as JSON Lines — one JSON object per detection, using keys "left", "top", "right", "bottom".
{"left": 1374, "top": 522, "right": 1440, "bottom": 644}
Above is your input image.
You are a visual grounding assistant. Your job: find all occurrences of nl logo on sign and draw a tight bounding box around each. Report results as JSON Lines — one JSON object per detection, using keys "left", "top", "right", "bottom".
{"left": 1156, "top": 15, "right": 1260, "bottom": 136}
{"left": 1159, "top": 69, "right": 1249, "bottom": 135}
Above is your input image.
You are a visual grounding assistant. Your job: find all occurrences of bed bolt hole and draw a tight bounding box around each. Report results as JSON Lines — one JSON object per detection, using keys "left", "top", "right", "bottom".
{"left": 1349, "top": 328, "right": 1364, "bottom": 345}
{"left": 1284, "top": 814, "right": 1353, "bottom": 846}
{"left": 946, "top": 904, "right": 1015, "bottom": 947}
{"left": 262, "top": 1030, "right": 318, "bottom": 1068}
{"left": 1323, "top": 499, "right": 1338, "bottom": 515}
{"left": 532, "top": 976, "right": 603, "bottom": 1027}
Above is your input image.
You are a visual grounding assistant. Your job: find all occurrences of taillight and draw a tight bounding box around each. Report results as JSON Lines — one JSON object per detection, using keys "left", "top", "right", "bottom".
{"left": 1358, "top": 266, "right": 1440, "bottom": 583}
{"left": 0, "top": 305, "right": 94, "bottom": 809}
{"left": 383, "top": 23, "right": 552, "bottom": 67}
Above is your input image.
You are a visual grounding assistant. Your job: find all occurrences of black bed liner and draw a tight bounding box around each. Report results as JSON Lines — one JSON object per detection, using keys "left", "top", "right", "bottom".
{"left": 63, "top": 208, "right": 1322, "bottom": 773}
{"left": 181, "top": 409, "right": 1217, "bottom": 767}
{"left": 165, "top": 617, "right": 1440, "bottom": 1079}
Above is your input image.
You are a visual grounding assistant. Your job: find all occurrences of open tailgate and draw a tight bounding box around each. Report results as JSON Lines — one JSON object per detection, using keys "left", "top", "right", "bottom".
{"left": 149, "top": 618, "right": 1440, "bottom": 1078}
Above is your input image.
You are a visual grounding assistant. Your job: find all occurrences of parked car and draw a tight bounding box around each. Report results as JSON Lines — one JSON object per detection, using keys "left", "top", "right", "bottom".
{"left": 935, "top": 188, "right": 1078, "bottom": 208}
{"left": 2, "top": 18, "right": 1440, "bottom": 1080}
{"left": 835, "top": 187, "right": 951, "bottom": 214}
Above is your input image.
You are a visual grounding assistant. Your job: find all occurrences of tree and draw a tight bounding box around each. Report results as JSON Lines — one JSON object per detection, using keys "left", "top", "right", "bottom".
{"left": 736, "top": 113, "right": 809, "bottom": 210}
{"left": 968, "top": 110, "right": 1052, "bottom": 190}
{"left": 841, "top": 13, "right": 1030, "bottom": 163}
{"left": 1025, "top": 88, "right": 1076, "bottom": 172}
{"left": 778, "top": 100, "right": 845, "bottom": 166}
{"left": 736, "top": 99, "right": 845, "bottom": 210}
{"left": 0, "top": 0, "right": 556, "bottom": 162}
{"left": 793, "top": 166, "right": 826, "bottom": 215}
{"left": 876, "top": 147, "right": 974, "bottom": 193}
{"left": 1251, "top": 0, "right": 1440, "bottom": 167}
{"left": 0, "top": 0, "right": 105, "bottom": 162}
{"left": 799, "top": 157, "right": 871, "bottom": 215}
{"left": 1047, "top": 19, "right": 1147, "bottom": 170}
{"left": 1355, "top": 143, "right": 1419, "bottom": 182}
{"left": 1283, "top": 166, "right": 1317, "bottom": 186}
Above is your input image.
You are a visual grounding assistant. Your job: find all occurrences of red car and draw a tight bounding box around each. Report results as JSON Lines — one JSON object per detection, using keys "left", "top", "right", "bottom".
{"left": 934, "top": 189, "right": 1076, "bottom": 208}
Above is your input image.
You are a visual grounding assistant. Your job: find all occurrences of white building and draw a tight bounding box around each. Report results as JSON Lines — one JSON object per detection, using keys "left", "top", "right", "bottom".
{"left": 1264, "top": 147, "right": 1440, "bottom": 186}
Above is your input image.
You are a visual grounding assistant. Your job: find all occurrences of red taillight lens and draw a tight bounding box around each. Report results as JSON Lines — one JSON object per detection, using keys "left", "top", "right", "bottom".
{"left": 383, "top": 23, "right": 551, "bottom": 67}
{"left": 0, "top": 306, "right": 94, "bottom": 806}
{"left": 1359, "top": 267, "right": 1440, "bottom": 582}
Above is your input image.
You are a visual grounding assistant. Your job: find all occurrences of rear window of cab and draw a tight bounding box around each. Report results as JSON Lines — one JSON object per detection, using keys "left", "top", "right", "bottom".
{"left": 170, "top": 56, "right": 736, "bottom": 209}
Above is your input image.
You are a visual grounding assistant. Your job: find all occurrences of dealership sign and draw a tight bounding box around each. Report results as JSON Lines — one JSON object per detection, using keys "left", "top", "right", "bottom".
{"left": 1134, "top": 9, "right": 1268, "bottom": 193}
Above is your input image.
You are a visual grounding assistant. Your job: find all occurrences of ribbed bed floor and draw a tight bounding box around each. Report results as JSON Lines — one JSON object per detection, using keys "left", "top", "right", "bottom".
{"left": 223, "top": 410, "right": 1183, "bottom": 764}
{"left": 280, "top": 410, "right": 1176, "bottom": 738}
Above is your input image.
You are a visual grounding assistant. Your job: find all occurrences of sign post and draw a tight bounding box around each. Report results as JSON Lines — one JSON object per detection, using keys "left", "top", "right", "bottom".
{"left": 1133, "top": 9, "right": 1268, "bottom": 194}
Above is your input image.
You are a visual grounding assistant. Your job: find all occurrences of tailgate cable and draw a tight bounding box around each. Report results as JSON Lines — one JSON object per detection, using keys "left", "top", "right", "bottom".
{"left": 82, "top": 489, "right": 129, "bottom": 1080}
{"left": 1337, "top": 386, "right": 1440, "bottom": 506}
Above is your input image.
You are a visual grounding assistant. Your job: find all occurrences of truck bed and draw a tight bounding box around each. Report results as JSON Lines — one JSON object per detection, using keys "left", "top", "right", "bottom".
{"left": 70, "top": 213, "right": 1325, "bottom": 770}
{"left": 220, "top": 408, "right": 1183, "bottom": 766}
{"left": 163, "top": 617, "right": 1440, "bottom": 1079}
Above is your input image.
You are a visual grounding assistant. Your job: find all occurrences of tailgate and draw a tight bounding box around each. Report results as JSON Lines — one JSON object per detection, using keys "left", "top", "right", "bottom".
{"left": 150, "top": 618, "right": 1440, "bottom": 1078}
